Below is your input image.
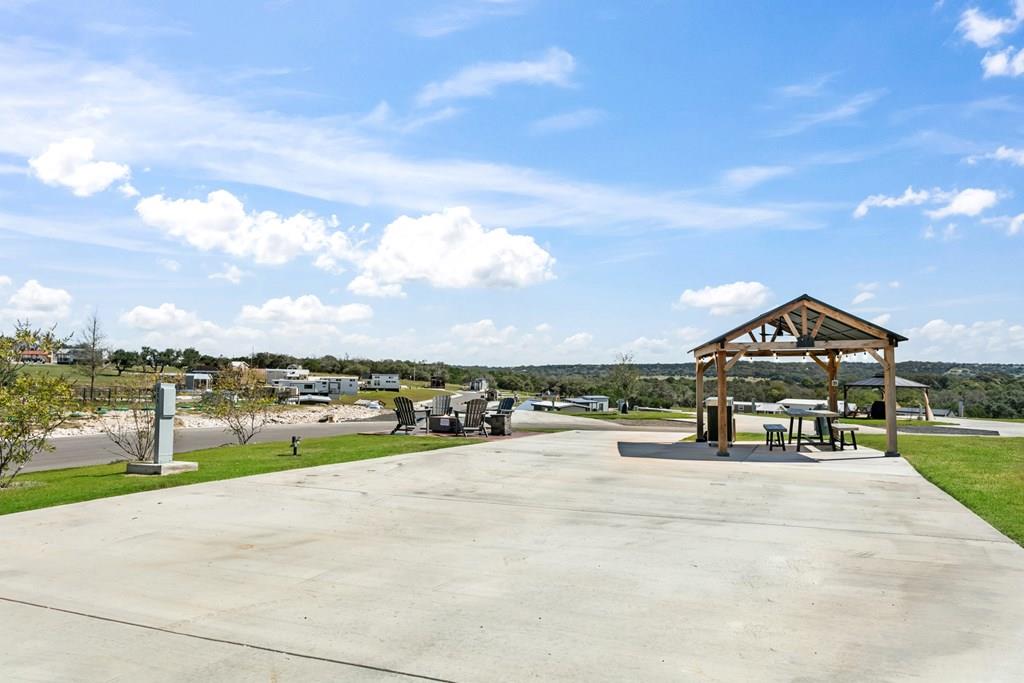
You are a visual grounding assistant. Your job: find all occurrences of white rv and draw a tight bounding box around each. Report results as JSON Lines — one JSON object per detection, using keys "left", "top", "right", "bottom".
{"left": 272, "top": 376, "right": 359, "bottom": 397}
{"left": 368, "top": 373, "right": 400, "bottom": 391}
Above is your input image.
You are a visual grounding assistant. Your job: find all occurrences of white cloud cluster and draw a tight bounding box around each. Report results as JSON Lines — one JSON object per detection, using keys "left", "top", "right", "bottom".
{"left": 3, "top": 279, "right": 72, "bottom": 320}
{"left": 28, "top": 137, "right": 130, "bottom": 197}
{"left": 854, "top": 187, "right": 999, "bottom": 220}
{"left": 530, "top": 108, "right": 604, "bottom": 134}
{"left": 450, "top": 319, "right": 517, "bottom": 346}
{"left": 135, "top": 190, "right": 357, "bottom": 269}
{"left": 957, "top": 3, "right": 1024, "bottom": 48}
{"left": 853, "top": 186, "right": 930, "bottom": 218}
{"left": 209, "top": 264, "right": 246, "bottom": 284}
{"left": 982, "top": 46, "right": 1024, "bottom": 76}
{"left": 417, "top": 47, "right": 575, "bottom": 105}
{"left": 349, "top": 207, "right": 556, "bottom": 298}
{"left": 909, "top": 318, "right": 1024, "bottom": 361}
{"left": 772, "top": 90, "right": 885, "bottom": 137}
{"left": 239, "top": 295, "right": 373, "bottom": 325}
{"left": 676, "top": 281, "right": 771, "bottom": 316}
{"left": 559, "top": 331, "right": 593, "bottom": 352}
{"left": 966, "top": 145, "right": 1024, "bottom": 166}
{"left": 120, "top": 302, "right": 221, "bottom": 336}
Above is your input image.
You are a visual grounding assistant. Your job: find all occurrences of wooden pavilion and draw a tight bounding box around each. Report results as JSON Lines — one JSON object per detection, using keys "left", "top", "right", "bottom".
{"left": 690, "top": 294, "right": 908, "bottom": 458}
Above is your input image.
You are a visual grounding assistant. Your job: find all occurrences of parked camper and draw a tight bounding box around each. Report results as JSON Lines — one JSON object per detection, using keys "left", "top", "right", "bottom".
{"left": 368, "top": 373, "right": 400, "bottom": 391}
{"left": 271, "top": 376, "right": 359, "bottom": 398}
{"left": 469, "top": 377, "right": 489, "bottom": 392}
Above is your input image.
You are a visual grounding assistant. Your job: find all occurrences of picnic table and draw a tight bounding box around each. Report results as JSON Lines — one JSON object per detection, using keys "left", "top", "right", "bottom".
{"left": 786, "top": 408, "right": 840, "bottom": 450}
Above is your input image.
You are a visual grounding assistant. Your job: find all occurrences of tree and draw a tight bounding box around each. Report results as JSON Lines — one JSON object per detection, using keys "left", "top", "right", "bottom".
{"left": 101, "top": 378, "right": 155, "bottom": 462}
{"left": 0, "top": 324, "right": 75, "bottom": 487}
{"left": 207, "top": 367, "right": 274, "bottom": 444}
{"left": 609, "top": 353, "right": 640, "bottom": 407}
{"left": 109, "top": 349, "right": 139, "bottom": 376}
{"left": 180, "top": 347, "right": 201, "bottom": 371}
{"left": 78, "top": 310, "right": 107, "bottom": 399}
{"left": 142, "top": 347, "right": 181, "bottom": 374}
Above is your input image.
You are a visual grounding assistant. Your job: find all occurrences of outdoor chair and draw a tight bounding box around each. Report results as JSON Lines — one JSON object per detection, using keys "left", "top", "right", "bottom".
{"left": 495, "top": 397, "right": 515, "bottom": 415}
{"left": 454, "top": 398, "right": 489, "bottom": 438}
{"left": 763, "top": 423, "right": 786, "bottom": 451}
{"left": 391, "top": 396, "right": 424, "bottom": 434}
{"left": 831, "top": 424, "right": 859, "bottom": 450}
{"left": 430, "top": 394, "right": 452, "bottom": 417}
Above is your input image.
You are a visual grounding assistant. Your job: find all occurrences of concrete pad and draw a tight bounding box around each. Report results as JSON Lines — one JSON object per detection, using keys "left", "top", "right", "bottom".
{"left": 1, "top": 430, "right": 1022, "bottom": 681}
{"left": 125, "top": 460, "right": 199, "bottom": 475}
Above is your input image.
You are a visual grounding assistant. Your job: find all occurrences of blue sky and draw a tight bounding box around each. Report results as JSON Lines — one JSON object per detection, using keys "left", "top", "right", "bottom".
{"left": 1, "top": 0, "right": 1023, "bottom": 364}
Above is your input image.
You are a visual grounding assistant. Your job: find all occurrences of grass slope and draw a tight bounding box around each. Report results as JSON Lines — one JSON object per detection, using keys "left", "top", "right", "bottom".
{"left": 860, "top": 434, "right": 1024, "bottom": 546}
{"left": 337, "top": 387, "right": 450, "bottom": 409}
{"left": 0, "top": 434, "right": 477, "bottom": 516}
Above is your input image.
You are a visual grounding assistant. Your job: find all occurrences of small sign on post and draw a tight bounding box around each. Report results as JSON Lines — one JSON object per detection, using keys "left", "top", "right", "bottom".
{"left": 126, "top": 382, "right": 198, "bottom": 476}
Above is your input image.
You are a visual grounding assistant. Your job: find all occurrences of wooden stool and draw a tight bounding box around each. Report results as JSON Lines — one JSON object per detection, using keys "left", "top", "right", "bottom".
{"left": 763, "top": 424, "right": 786, "bottom": 451}
{"left": 833, "top": 425, "right": 858, "bottom": 450}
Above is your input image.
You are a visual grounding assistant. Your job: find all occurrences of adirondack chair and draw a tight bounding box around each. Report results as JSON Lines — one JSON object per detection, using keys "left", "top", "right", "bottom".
{"left": 391, "top": 395, "right": 423, "bottom": 434}
{"left": 430, "top": 394, "right": 452, "bottom": 417}
{"left": 454, "top": 398, "right": 489, "bottom": 437}
{"left": 495, "top": 397, "right": 515, "bottom": 415}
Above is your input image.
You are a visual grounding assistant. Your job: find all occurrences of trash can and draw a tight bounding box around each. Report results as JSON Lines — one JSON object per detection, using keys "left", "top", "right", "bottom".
{"left": 704, "top": 397, "right": 734, "bottom": 445}
{"left": 485, "top": 413, "right": 512, "bottom": 436}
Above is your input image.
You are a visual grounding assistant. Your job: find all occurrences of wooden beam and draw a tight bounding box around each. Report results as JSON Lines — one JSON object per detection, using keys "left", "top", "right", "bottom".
{"left": 724, "top": 349, "right": 747, "bottom": 371}
{"left": 864, "top": 347, "right": 886, "bottom": 367}
{"left": 769, "top": 324, "right": 781, "bottom": 342}
{"left": 827, "top": 350, "right": 838, "bottom": 413}
{"left": 810, "top": 311, "right": 827, "bottom": 339}
{"left": 883, "top": 344, "right": 899, "bottom": 456}
{"left": 801, "top": 303, "right": 808, "bottom": 336}
{"left": 716, "top": 349, "right": 729, "bottom": 457}
{"left": 720, "top": 339, "right": 889, "bottom": 353}
{"left": 694, "top": 358, "right": 705, "bottom": 442}
{"left": 803, "top": 299, "right": 890, "bottom": 341}
{"left": 747, "top": 330, "right": 758, "bottom": 343}
{"left": 809, "top": 355, "right": 829, "bottom": 372}
{"left": 782, "top": 313, "right": 800, "bottom": 337}
{"left": 760, "top": 324, "right": 766, "bottom": 342}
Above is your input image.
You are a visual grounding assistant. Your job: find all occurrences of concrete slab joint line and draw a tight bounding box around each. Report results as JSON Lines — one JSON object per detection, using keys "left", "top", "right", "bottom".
{"left": 0, "top": 596, "right": 460, "bottom": 683}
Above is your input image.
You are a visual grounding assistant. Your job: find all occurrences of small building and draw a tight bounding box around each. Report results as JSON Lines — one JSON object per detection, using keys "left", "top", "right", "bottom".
{"left": 19, "top": 349, "right": 51, "bottom": 364}
{"left": 55, "top": 347, "right": 87, "bottom": 364}
{"left": 429, "top": 376, "right": 446, "bottom": 389}
{"left": 565, "top": 395, "right": 610, "bottom": 412}
{"left": 469, "top": 377, "right": 489, "bottom": 392}
{"left": 229, "top": 360, "right": 250, "bottom": 371}
{"left": 272, "top": 376, "right": 359, "bottom": 397}
{"left": 184, "top": 372, "right": 213, "bottom": 391}
{"left": 264, "top": 367, "right": 310, "bottom": 383}
{"left": 368, "top": 373, "right": 400, "bottom": 391}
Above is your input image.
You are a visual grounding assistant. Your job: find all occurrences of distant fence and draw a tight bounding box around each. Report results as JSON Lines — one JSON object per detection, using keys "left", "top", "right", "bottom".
{"left": 77, "top": 386, "right": 154, "bottom": 404}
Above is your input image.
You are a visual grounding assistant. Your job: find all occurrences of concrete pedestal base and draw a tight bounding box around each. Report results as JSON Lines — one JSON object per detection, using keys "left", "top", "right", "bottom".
{"left": 126, "top": 461, "right": 199, "bottom": 476}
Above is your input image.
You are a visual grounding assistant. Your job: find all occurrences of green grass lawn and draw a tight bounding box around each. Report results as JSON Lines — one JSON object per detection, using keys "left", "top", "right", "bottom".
{"left": 859, "top": 434, "right": 1024, "bottom": 546}
{"left": 22, "top": 364, "right": 170, "bottom": 388}
{"left": 337, "top": 387, "right": 450, "bottom": 409}
{"left": 0, "top": 434, "right": 477, "bottom": 516}
{"left": 579, "top": 410, "right": 695, "bottom": 421}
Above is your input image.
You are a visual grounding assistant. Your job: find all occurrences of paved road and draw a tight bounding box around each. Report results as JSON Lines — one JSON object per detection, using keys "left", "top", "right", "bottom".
{"left": 2, "top": 430, "right": 1021, "bottom": 680}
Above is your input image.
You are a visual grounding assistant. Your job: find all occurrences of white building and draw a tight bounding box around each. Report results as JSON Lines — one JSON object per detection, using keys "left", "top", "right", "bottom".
{"left": 565, "top": 395, "right": 610, "bottom": 412}
{"left": 264, "top": 367, "right": 310, "bottom": 382}
{"left": 470, "top": 377, "right": 489, "bottom": 392}
{"left": 368, "top": 373, "right": 400, "bottom": 391}
{"left": 272, "top": 376, "right": 359, "bottom": 397}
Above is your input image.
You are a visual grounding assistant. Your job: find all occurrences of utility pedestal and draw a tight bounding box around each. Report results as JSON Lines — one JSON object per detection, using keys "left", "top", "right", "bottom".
{"left": 126, "top": 383, "right": 198, "bottom": 475}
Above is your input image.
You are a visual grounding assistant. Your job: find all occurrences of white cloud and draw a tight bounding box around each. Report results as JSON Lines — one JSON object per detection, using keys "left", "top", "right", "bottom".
{"left": 530, "top": 108, "right": 604, "bottom": 134}
{"left": 239, "top": 295, "right": 373, "bottom": 326}
{"left": 119, "top": 302, "right": 260, "bottom": 347}
{"left": 772, "top": 90, "right": 886, "bottom": 136}
{"left": 408, "top": 0, "right": 528, "bottom": 38}
{"left": 417, "top": 47, "right": 575, "bottom": 105}
{"left": 208, "top": 264, "right": 246, "bottom": 284}
{"left": 981, "top": 46, "right": 1024, "bottom": 76}
{"left": 676, "top": 281, "right": 771, "bottom": 316}
{"left": 450, "top": 319, "right": 517, "bottom": 346}
{"left": 535, "top": 322, "right": 552, "bottom": 333}
{"left": 851, "top": 291, "right": 875, "bottom": 305}
{"left": 349, "top": 207, "right": 555, "bottom": 297}
{"left": 0, "top": 275, "right": 11, "bottom": 289}
{"left": 28, "top": 137, "right": 130, "bottom": 197}
{"left": 925, "top": 188, "right": 999, "bottom": 219}
{"left": 118, "top": 182, "right": 140, "bottom": 198}
{"left": 136, "top": 190, "right": 358, "bottom": 268}
{"left": 622, "top": 336, "right": 673, "bottom": 357}
{"left": 158, "top": 258, "right": 181, "bottom": 272}
{"left": 1008, "top": 213, "right": 1024, "bottom": 235}
{"left": 923, "top": 223, "right": 960, "bottom": 241}
{"left": 0, "top": 43, "right": 802, "bottom": 236}
{"left": 965, "top": 145, "right": 1024, "bottom": 166}
{"left": 907, "top": 318, "right": 1024, "bottom": 361}
{"left": 957, "top": 5, "right": 1023, "bottom": 48}
{"left": 776, "top": 73, "right": 835, "bottom": 98}
{"left": 4, "top": 279, "right": 72, "bottom": 319}
{"left": 853, "top": 186, "right": 930, "bottom": 218}
{"left": 872, "top": 313, "right": 892, "bottom": 326}
{"left": 721, "top": 165, "right": 794, "bottom": 190}
{"left": 559, "top": 331, "right": 592, "bottom": 351}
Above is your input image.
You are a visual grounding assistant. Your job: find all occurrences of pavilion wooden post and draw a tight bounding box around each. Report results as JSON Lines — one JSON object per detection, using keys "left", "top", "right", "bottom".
{"left": 826, "top": 350, "right": 838, "bottom": 413}
{"left": 716, "top": 349, "right": 729, "bottom": 457}
{"left": 883, "top": 342, "right": 899, "bottom": 457}
{"left": 923, "top": 388, "right": 934, "bottom": 421}
{"left": 695, "top": 358, "right": 705, "bottom": 442}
